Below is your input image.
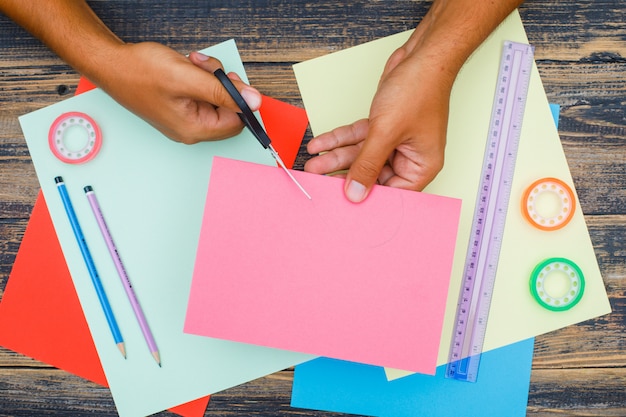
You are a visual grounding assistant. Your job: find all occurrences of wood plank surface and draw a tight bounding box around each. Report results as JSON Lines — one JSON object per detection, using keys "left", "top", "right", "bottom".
{"left": 0, "top": 1, "right": 624, "bottom": 416}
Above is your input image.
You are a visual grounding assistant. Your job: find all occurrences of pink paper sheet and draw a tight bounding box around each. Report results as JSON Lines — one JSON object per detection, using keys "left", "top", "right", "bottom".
{"left": 184, "top": 157, "right": 461, "bottom": 374}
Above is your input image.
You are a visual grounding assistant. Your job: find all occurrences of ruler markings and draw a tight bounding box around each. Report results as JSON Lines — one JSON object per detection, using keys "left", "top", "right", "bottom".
{"left": 446, "top": 41, "right": 534, "bottom": 383}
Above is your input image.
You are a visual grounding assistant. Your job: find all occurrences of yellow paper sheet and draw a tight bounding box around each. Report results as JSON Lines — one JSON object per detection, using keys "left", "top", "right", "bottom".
{"left": 293, "top": 10, "right": 611, "bottom": 380}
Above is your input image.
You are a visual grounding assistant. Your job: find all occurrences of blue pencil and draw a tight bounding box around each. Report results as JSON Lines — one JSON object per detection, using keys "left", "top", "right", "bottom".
{"left": 55, "top": 176, "right": 126, "bottom": 358}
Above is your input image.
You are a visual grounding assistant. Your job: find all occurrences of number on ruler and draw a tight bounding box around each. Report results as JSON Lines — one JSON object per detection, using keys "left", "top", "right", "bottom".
{"left": 445, "top": 40, "right": 534, "bottom": 383}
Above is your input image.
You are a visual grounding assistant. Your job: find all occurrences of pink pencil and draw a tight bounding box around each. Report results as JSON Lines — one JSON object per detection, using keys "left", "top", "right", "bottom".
{"left": 84, "top": 186, "right": 161, "bottom": 366}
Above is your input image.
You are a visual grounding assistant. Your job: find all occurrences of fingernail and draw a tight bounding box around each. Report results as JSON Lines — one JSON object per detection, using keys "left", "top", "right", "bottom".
{"left": 227, "top": 72, "right": 242, "bottom": 82}
{"left": 195, "top": 52, "right": 209, "bottom": 61}
{"left": 241, "top": 87, "right": 262, "bottom": 111}
{"left": 346, "top": 180, "right": 367, "bottom": 203}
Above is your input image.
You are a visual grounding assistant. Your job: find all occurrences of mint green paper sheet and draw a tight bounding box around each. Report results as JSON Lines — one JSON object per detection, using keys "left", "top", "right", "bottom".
{"left": 293, "top": 10, "right": 611, "bottom": 380}
{"left": 20, "top": 40, "right": 313, "bottom": 417}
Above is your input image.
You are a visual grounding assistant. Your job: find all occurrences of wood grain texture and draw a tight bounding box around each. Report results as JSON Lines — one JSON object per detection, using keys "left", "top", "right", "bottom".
{"left": 0, "top": 0, "right": 624, "bottom": 415}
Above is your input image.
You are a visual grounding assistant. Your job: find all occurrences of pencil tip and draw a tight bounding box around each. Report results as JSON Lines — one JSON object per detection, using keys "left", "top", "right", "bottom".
{"left": 152, "top": 351, "right": 161, "bottom": 367}
{"left": 118, "top": 343, "right": 126, "bottom": 359}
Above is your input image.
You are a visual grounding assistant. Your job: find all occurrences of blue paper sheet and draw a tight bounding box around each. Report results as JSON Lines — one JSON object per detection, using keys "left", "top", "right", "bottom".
{"left": 291, "top": 338, "right": 534, "bottom": 417}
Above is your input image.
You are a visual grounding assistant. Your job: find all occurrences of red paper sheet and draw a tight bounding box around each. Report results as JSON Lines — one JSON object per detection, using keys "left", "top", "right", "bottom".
{"left": 0, "top": 76, "right": 308, "bottom": 416}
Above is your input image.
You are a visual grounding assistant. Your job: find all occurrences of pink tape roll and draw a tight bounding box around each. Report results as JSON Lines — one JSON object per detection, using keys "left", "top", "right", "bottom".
{"left": 48, "top": 112, "right": 102, "bottom": 164}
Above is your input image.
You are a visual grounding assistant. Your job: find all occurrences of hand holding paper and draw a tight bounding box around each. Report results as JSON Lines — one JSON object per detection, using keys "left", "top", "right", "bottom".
{"left": 304, "top": 0, "right": 525, "bottom": 202}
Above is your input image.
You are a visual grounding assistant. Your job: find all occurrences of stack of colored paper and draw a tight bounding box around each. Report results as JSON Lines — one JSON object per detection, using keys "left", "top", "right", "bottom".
{"left": 1, "top": 8, "right": 611, "bottom": 417}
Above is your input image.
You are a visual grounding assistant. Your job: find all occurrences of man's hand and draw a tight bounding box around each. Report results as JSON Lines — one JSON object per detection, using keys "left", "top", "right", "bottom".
{"left": 305, "top": 0, "right": 525, "bottom": 203}
{"left": 0, "top": 0, "right": 262, "bottom": 144}
{"left": 305, "top": 44, "right": 450, "bottom": 202}
{"left": 98, "top": 45, "right": 261, "bottom": 144}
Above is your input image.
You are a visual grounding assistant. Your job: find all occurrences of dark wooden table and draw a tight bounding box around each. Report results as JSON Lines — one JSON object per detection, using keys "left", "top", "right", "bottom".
{"left": 1, "top": 1, "right": 624, "bottom": 416}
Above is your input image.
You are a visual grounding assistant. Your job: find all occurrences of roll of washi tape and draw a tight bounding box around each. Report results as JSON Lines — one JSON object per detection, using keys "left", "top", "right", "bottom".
{"left": 530, "top": 257, "right": 585, "bottom": 311}
{"left": 49, "top": 112, "right": 102, "bottom": 164}
{"left": 522, "top": 177, "right": 575, "bottom": 231}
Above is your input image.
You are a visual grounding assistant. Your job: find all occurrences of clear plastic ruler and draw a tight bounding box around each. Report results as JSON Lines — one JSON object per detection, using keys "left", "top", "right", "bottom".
{"left": 446, "top": 40, "right": 534, "bottom": 383}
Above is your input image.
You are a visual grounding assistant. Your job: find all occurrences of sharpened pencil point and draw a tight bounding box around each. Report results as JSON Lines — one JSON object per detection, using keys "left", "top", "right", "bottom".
{"left": 118, "top": 343, "right": 126, "bottom": 359}
{"left": 152, "top": 351, "right": 161, "bottom": 367}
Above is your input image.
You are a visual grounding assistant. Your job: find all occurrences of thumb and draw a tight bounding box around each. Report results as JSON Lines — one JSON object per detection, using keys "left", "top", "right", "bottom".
{"left": 344, "top": 132, "right": 390, "bottom": 203}
{"left": 188, "top": 52, "right": 262, "bottom": 112}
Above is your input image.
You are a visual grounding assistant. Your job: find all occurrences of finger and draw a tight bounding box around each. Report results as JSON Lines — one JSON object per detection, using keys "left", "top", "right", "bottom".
{"left": 158, "top": 101, "right": 244, "bottom": 144}
{"left": 307, "top": 119, "right": 369, "bottom": 155}
{"left": 384, "top": 175, "right": 422, "bottom": 189}
{"left": 223, "top": 71, "right": 264, "bottom": 111}
{"left": 223, "top": 71, "right": 263, "bottom": 111}
{"left": 194, "top": 103, "right": 246, "bottom": 141}
{"left": 304, "top": 144, "right": 362, "bottom": 175}
{"left": 380, "top": 147, "right": 444, "bottom": 191}
{"left": 187, "top": 52, "right": 262, "bottom": 112}
{"left": 227, "top": 72, "right": 242, "bottom": 82}
{"left": 344, "top": 123, "right": 396, "bottom": 203}
{"left": 377, "top": 163, "right": 395, "bottom": 185}
{"left": 383, "top": 163, "right": 442, "bottom": 191}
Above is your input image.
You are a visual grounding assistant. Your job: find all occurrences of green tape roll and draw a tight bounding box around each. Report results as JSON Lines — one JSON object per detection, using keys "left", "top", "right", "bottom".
{"left": 529, "top": 257, "right": 585, "bottom": 311}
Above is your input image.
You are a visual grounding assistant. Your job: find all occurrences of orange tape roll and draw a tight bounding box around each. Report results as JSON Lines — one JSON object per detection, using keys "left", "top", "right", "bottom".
{"left": 522, "top": 177, "right": 575, "bottom": 231}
